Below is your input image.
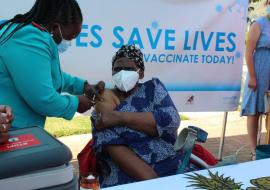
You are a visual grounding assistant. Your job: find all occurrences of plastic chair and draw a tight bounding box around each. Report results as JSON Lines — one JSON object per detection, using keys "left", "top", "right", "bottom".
{"left": 174, "top": 126, "right": 238, "bottom": 174}
{"left": 174, "top": 126, "right": 206, "bottom": 173}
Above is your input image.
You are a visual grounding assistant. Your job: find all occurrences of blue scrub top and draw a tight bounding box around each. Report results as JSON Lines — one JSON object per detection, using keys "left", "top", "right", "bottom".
{"left": 0, "top": 23, "right": 85, "bottom": 128}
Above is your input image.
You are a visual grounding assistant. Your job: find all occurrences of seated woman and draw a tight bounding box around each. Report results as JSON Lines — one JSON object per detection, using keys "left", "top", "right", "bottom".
{"left": 92, "top": 45, "right": 184, "bottom": 188}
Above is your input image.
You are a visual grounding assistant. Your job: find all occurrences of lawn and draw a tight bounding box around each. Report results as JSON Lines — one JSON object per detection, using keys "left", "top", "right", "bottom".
{"left": 45, "top": 116, "right": 92, "bottom": 138}
{"left": 45, "top": 114, "right": 188, "bottom": 137}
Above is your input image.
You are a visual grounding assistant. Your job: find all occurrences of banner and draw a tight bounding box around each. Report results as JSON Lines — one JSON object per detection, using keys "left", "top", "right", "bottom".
{"left": 0, "top": 0, "right": 248, "bottom": 111}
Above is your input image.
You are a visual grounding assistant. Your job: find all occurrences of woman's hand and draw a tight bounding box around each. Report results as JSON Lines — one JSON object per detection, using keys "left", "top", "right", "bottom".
{"left": 0, "top": 105, "right": 13, "bottom": 144}
{"left": 95, "top": 111, "right": 158, "bottom": 136}
{"left": 95, "top": 111, "right": 121, "bottom": 130}
{"left": 77, "top": 95, "right": 94, "bottom": 113}
{"left": 0, "top": 105, "right": 13, "bottom": 125}
{"left": 84, "top": 81, "right": 105, "bottom": 103}
{"left": 248, "top": 76, "right": 257, "bottom": 91}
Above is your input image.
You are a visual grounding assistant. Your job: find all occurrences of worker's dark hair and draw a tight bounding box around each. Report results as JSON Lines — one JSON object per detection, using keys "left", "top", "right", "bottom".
{"left": 0, "top": 0, "right": 82, "bottom": 45}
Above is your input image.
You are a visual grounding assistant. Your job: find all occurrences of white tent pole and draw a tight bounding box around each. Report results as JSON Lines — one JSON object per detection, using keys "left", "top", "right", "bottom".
{"left": 218, "top": 112, "right": 228, "bottom": 160}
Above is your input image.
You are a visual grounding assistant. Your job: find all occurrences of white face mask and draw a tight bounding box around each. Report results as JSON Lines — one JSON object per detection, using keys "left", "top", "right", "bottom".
{"left": 112, "top": 70, "right": 139, "bottom": 92}
{"left": 57, "top": 25, "right": 72, "bottom": 53}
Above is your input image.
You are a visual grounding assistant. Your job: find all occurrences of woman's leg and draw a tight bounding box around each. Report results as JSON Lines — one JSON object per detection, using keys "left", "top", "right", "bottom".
{"left": 247, "top": 114, "right": 260, "bottom": 152}
{"left": 105, "top": 145, "right": 158, "bottom": 180}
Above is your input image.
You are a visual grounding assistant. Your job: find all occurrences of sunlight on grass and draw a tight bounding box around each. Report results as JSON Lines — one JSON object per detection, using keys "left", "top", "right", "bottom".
{"left": 180, "top": 114, "right": 189, "bottom": 120}
{"left": 45, "top": 116, "right": 92, "bottom": 138}
{"left": 45, "top": 114, "right": 189, "bottom": 137}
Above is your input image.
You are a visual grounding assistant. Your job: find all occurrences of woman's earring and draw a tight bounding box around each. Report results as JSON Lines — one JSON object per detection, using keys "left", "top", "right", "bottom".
{"left": 50, "top": 33, "right": 54, "bottom": 37}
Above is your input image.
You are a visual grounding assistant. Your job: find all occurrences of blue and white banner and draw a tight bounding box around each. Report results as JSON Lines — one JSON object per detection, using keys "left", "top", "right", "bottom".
{"left": 1, "top": 0, "right": 248, "bottom": 111}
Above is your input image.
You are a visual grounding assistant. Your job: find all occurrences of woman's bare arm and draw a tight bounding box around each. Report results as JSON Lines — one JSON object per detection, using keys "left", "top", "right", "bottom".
{"left": 94, "top": 89, "right": 119, "bottom": 113}
{"left": 246, "top": 22, "right": 260, "bottom": 90}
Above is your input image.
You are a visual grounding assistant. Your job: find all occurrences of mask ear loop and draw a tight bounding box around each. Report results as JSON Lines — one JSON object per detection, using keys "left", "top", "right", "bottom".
{"left": 136, "top": 68, "right": 143, "bottom": 82}
{"left": 135, "top": 69, "right": 141, "bottom": 82}
{"left": 57, "top": 25, "right": 64, "bottom": 41}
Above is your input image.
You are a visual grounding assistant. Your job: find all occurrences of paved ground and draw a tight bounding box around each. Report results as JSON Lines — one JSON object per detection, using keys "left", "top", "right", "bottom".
{"left": 58, "top": 111, "right": 268, "bottom": 175}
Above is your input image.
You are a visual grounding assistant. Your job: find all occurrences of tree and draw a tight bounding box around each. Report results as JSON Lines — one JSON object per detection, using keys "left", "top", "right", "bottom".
{"left": 248, "top": 0, "right": 264, "bottom": 23}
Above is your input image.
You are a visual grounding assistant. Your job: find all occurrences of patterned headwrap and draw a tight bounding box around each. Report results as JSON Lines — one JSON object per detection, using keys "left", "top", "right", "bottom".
{"left": 112, "top": 44, "right": 145, "bottom": 70}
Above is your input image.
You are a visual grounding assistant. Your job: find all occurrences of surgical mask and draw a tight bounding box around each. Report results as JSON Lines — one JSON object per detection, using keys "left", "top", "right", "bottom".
{"left": 57, "top": 25, "right": 72, "bottom": 53}
{"left": 112, "top": 70, "right": 139, "bottom": 92}
{"left": 266, "top": 5, "right": 270, "bottom": 15}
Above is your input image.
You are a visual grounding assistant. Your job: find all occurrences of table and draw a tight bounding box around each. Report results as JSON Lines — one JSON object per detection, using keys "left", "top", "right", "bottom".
{"left": 103, "top": 158, "right": 270, "bottom": 190}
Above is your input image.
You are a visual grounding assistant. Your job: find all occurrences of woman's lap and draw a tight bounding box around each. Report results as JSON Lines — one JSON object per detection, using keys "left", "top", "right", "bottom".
{"left": 99, "top": 148, "right": 202, "bottom": 188}
{"left": 100, "top": 153, "right": 182, "bottom": 188}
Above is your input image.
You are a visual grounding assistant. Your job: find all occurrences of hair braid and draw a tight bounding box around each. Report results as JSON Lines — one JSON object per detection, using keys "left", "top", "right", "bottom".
{"left": 0, "top": 0, "right": 82, "bottom": 45}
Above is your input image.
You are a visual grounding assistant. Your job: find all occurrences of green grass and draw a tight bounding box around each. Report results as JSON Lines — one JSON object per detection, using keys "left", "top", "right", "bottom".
{"left": 180, "top": 114, "right": 189, "bottom": 120}
{"left": 45, "top": 114, "right": 189, "bottom": 137}
{"left": 45, "top": 116, "right": 92, "bottom": 138}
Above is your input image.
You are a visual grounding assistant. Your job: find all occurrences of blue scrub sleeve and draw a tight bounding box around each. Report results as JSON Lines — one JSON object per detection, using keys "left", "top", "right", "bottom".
{"left": 62, "top": 72, "right": 86, "bottom": 95}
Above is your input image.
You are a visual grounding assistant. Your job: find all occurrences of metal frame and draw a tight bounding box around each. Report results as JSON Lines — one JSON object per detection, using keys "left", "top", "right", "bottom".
{"left": 218, "top": 112, "right": 228, "bottom": 160}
